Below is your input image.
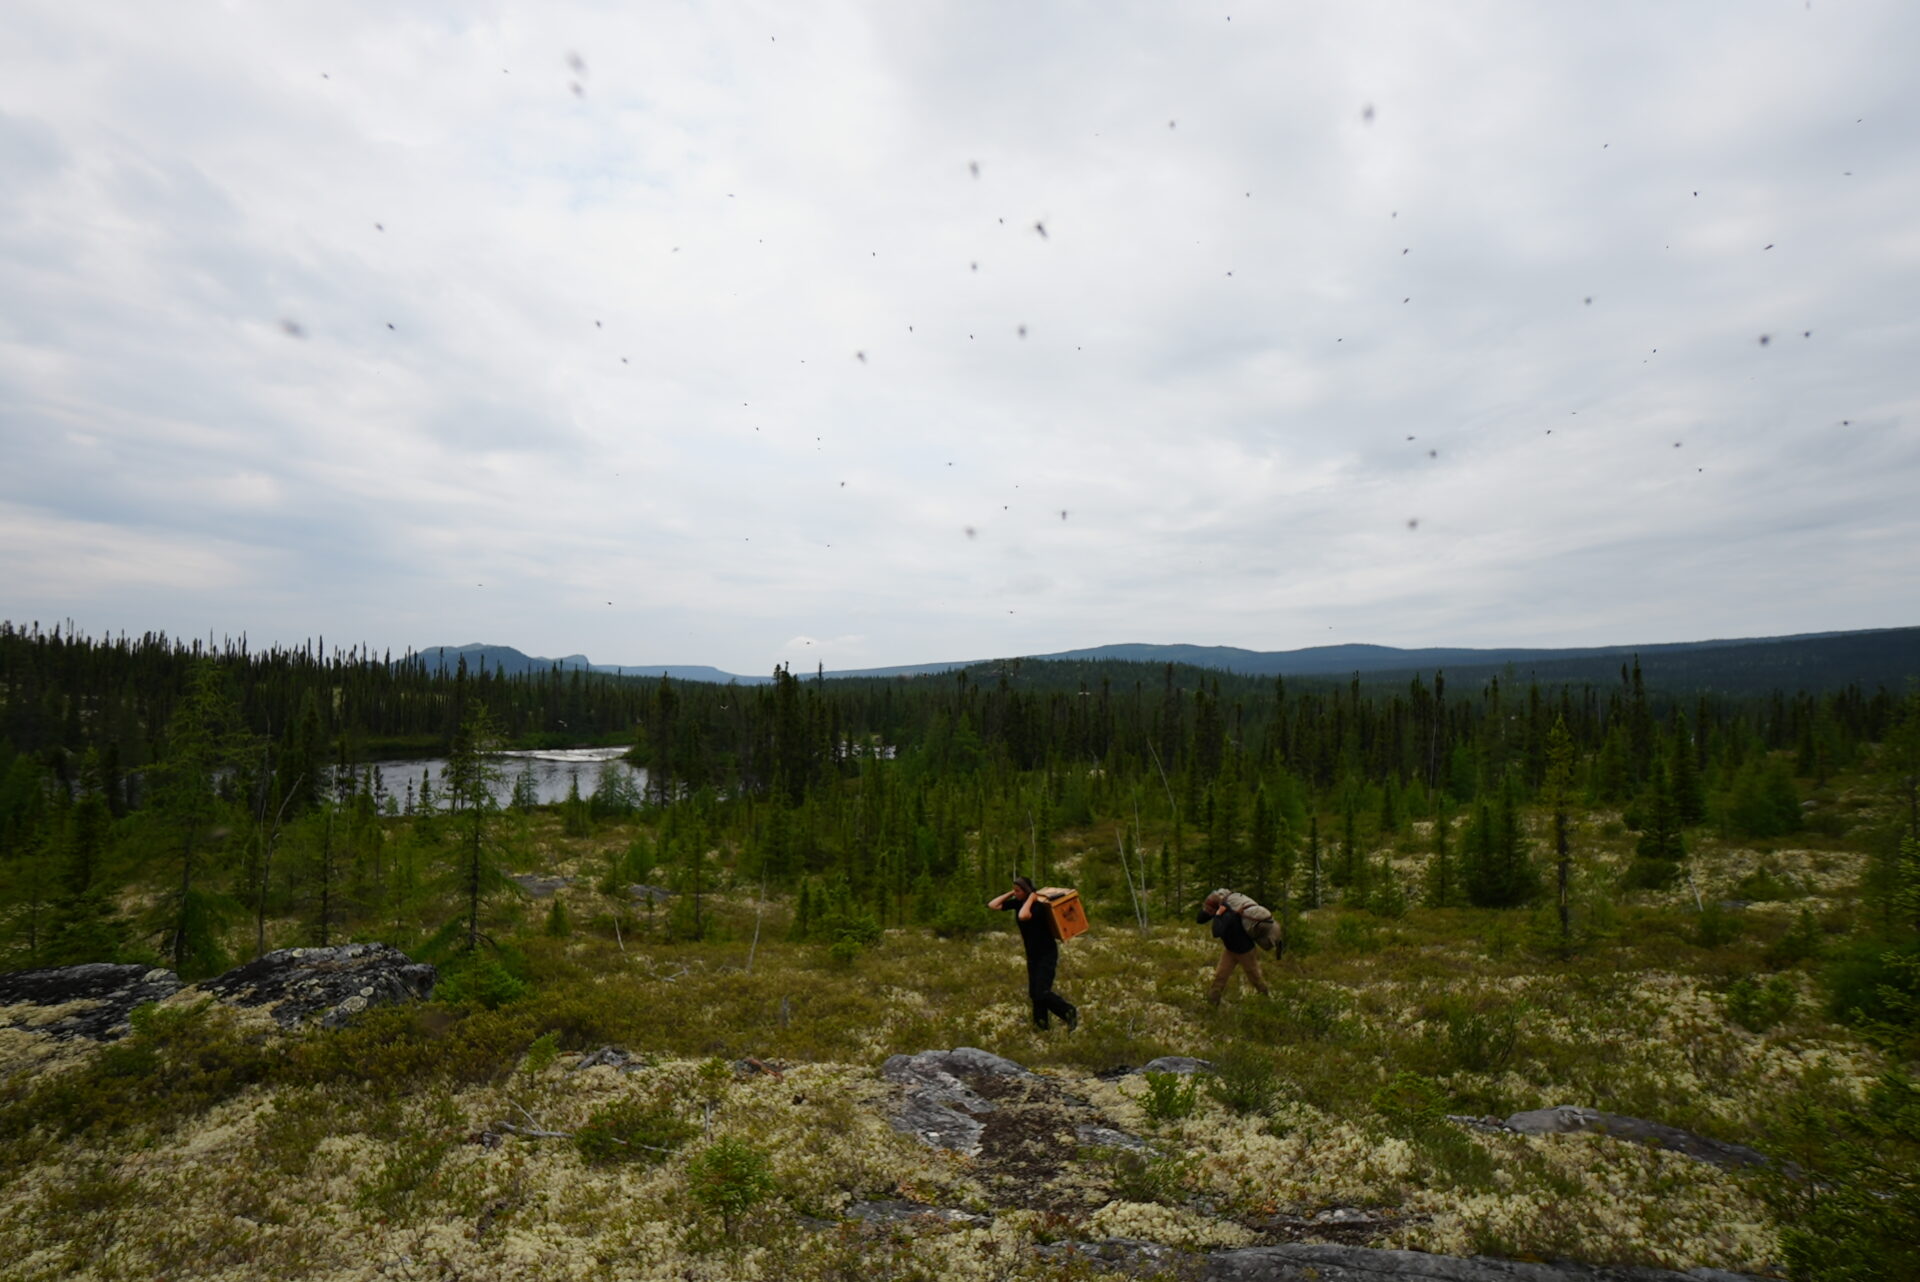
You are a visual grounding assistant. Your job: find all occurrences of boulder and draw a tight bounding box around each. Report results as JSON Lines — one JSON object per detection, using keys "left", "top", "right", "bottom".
{"left": 0, "top": 963, "right": 181, "bottom": 1041}
{"left": 199, "top": 943, "right": 435, "bottom": 1029}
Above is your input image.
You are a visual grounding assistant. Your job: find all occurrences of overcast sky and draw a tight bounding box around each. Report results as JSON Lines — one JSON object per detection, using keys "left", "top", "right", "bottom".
{"left": 2, "top": 2, "right": 1916, "bottom": 676}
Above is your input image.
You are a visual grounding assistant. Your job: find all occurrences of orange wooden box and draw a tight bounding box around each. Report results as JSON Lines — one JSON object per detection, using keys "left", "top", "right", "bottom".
{"left": 1036, "top": 888, "right": 1089, "bottom": 942}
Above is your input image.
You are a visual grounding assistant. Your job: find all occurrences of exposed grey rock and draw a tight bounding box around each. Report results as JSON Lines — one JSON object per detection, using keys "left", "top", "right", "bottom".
{"left": 1031, "top": 1237, "right": 1201, "bottom": 1279}
{"left": 510, "top": 873, "right": 571, "bottom": 897}
{"left": 1076, "top": 1121, "right": 1151, "bottom": 1151}
{"left": 883, "top": 1047, "right": 1148, "bottom": 1175}
{"left": 1096, "top": 1055, "right": 1216, "bottom": 1081}
{"left": 1204, "top": 1244, "right": 1766, "bottom": 1281}
{"left": 627, "top": 883, "right": 677, "bottom": 904}
{"left": 881, "top": 1047, "right": 1008, "bottom": 1155}
{"left": 844, "top": 1200, "right": 991, "bottom": 1227}
{"left": 1500, "top": 1106, "right": 1774, "bottom": 1170}
{"left": 569, "top": 1045, "right": 643, "bottom": 1073}
{"left": 199, "top": 943, "right": 435, "bottom": 1029}
{"left": 1025, "top": 1242, "right": 1764, "bottom": 1282}
{"left": 0, "top": 963, "right": 181, "bottom": 1041}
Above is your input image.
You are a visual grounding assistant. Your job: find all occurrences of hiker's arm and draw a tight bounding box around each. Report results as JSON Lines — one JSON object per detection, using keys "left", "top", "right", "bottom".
{"left": 1017, "top": 894, "right": 1035, "bottom": 921}
{"left": 987, "top": 890, "right": 1015, "bottom": 910}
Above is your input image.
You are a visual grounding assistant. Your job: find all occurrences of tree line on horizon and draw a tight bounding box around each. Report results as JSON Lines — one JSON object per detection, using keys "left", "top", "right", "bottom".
{"left": 0, "top": 620, "right": 1915, "bottom": 1009}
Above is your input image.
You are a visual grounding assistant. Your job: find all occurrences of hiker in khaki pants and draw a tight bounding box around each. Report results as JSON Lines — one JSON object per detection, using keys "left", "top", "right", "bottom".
{"left": 1198, "top": 889, "right": 1269, "bottom": 1005}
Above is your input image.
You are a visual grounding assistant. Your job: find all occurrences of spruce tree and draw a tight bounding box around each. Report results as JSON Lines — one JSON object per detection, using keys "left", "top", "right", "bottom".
{"left": 1544, "top": 716, "right": 1576, "bottom": 952}
{"left": 444, "top": 702, "right": 507, "bottom": 950}
{"left": 150, "top": 662, "right": 248, "bottom": 976}
{"left": 1627, "top": 752, "right": 1685, "bottom": 889}
{"left": 1426, "top": 800, "right": 1456, "bottom": 908}
{"left": 1669, "top": 713, "right": 1707, "bottom": 826}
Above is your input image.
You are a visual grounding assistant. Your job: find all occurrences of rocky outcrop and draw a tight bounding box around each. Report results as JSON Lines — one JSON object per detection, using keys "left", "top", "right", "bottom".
{"left": 1203, "top": 1243, "right": 1763, "bottom": 1281}
{"left": 1029, "top": 1241, "right": 1762, "bottom": 1281}
{"left": 509, "top": 873, "right": 571, "bottom": 897}
{"left": 881, "top": 1046, "right": 1032, "bottom": 1155}
{"left": 0, "top": 963, "right": 181, "bottom": 1041}
{"left": 1494, "top": 1107, "right": 1775, "bottom": 1172}
{"left": 197, "top": 943, "right": 435, "bottom": 1029}
{"left": 1098, "top": 1055, "right": 1217, "bottom": 1080}
{"left": 882, "top": 1047, "right": 1149, "bottom": 1205}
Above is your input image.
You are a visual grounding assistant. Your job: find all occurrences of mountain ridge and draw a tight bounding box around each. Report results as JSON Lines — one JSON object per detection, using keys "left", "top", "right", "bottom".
{"left": 408, "top": 626, "right": 1918, "bottom": 689}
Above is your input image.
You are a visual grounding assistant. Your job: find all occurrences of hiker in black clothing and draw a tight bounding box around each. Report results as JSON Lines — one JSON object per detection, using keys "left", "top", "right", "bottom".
{"left": 987, "top": 876, "right": 1079, "bottom": 1031}
{"left": 1199, "top": 888, "right": 1271, "bottom": 1006}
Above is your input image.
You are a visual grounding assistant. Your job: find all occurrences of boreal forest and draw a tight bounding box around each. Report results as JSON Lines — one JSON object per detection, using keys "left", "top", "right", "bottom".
{"left": 3, "top": 621, "right": 1919, "bottom": 1281}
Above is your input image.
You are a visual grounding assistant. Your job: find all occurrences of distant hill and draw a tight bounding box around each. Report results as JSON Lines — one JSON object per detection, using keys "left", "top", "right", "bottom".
{"left": 414, "top": 626, "right": 1918, "bottom": 693}
{"left": 405, "top": 645, "right": 750, "bottom": 684}
{"left": 405, "top": 644, "right": 593, "bottom": 677}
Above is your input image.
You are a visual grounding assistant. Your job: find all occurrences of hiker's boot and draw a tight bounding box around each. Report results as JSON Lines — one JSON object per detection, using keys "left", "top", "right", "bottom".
{"left": 1062, "top": 1005, "right": 1080, "bottom": 1033}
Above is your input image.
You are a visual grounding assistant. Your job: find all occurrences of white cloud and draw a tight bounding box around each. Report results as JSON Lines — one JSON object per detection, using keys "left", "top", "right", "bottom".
{"left": 1, "top": 0, "right": 1916, "bottom": 674}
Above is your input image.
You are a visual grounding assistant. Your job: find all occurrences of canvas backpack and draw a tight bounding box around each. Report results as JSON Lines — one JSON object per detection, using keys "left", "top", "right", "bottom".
{"left": 1223, "top": 891, "right": 1282, "bottom": 952}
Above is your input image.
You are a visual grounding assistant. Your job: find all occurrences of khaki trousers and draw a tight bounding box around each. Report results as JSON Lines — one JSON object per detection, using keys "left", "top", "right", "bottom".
{"left": 1208, "top": 947, "right": 1269, "bottom": 1005}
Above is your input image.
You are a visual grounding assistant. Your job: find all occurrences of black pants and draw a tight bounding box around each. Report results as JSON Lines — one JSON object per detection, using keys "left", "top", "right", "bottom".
{"left": 1026, "top": 949, "right": 1077, "bottom": 1028}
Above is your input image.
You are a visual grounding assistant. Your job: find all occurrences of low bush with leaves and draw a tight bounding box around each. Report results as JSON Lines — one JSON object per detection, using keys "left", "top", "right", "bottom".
{"left": 1723, "top": 974, "right": 1797, "bottom": 1033}
{"left": 1134, "top": 1070, "right": 1199, "bottom": 1123}
{"left": 573, "top": 1090, "right": 698, "bottom": 1166}
{"left": 1206, "top": 1048, "right": 1280, "bottom": 1116}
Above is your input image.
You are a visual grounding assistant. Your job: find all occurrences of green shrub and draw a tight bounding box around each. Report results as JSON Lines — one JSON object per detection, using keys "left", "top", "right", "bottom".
{"left": 1092, "top": 1146, "right": 1196, "bottom": 1205}
{"left": 1735, "top": 864, "right": 1801, "bottom": 902}
{"left": 574, "top": 1090, "right": 698, "bottom": 1166}
{"left": 519, "top": 1031, "right": 561, "bottom": 1077}
{"left": 1765, "top": 908, "right": 1827, "bottom": 968}
{"left": 1441, "top": 1002, "right": 1522, "bottom": 1073}
{"left": 1621, "top": 857, "right": 1682, "bottom": 891}
{"left": 545, "top": 899, "right": 572, "bottom": 937}
{"left": 1826, "top": 939, "right": 1920, "bottom": 1030}
{"left": 1769, "top": 1070, "right": 1920, "bottom": 1281}
{"left": 435, "top": 952, "right": 529, "bottom": 1009}
{"left": 1206, "top": 1048, "right": 1280, "bottom": 1116}
{"left": 1692, "top": 902, "right": 1745, "bottom": 950}
{"left": 1, "top": 1000, "right": 271, "bottom": 1144}
{"left": 685, "top": 1137, "right": 777, "bottom": 1235}
{"left": 1724, "top": 974, "right": 1797, "bottom": 1033}
{"left": 1134, "top": 1070, "right": 1199, "bottom": 1123}
{"left": 1332, "top": 915, "right": 1381, "bottom": 953}
{"left": 1372, "top": 1071, "right": 1448, "bottom": 1129}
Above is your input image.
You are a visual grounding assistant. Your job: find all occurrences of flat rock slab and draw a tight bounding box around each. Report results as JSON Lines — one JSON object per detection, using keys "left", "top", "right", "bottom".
{"left": 1205, "top": 1244, "right": 1764, "bottom": 1281}
{"left": 882, "top": 1048, "right": 1146, "bottom": 1208}
{"left": 1501, "top": 1106, "right": 1774, "bottom": 1171}
{"left": 510, "top": 873, "right": 571, "bottom": 897}
{"left": 199, "top": 943, "right": 435, "bottom": 1029}
{"left": 844, "top": 1200, "right": 992, "bottom": 1228}
{"left": 0, "top": 964, "right": 182, "bottom": 1041}
{"left": 881, "top": 1046, "right": 1027, "bottom": 1155}
{"left": 1096, "top": 1055, "right": 1216, "bottom": 1081}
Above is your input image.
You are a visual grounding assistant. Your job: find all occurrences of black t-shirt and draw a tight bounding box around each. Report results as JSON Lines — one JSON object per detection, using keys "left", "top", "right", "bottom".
{"left": 999, "top": 897, "right": 1058, "bottom": 960}
{"left": 1198, "top": 907, "right": 1256, "bottom": 954}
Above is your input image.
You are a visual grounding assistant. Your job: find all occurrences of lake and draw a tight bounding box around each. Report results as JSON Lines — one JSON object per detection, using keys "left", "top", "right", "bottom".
{"left": 337, "top": 746, "right": 649, "bottom": 811}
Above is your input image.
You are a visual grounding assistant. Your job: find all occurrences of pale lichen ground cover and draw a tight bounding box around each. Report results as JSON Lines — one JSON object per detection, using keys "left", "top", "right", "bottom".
{"left": 1, "top": 826, "right": 1891, "bottom": 1280}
